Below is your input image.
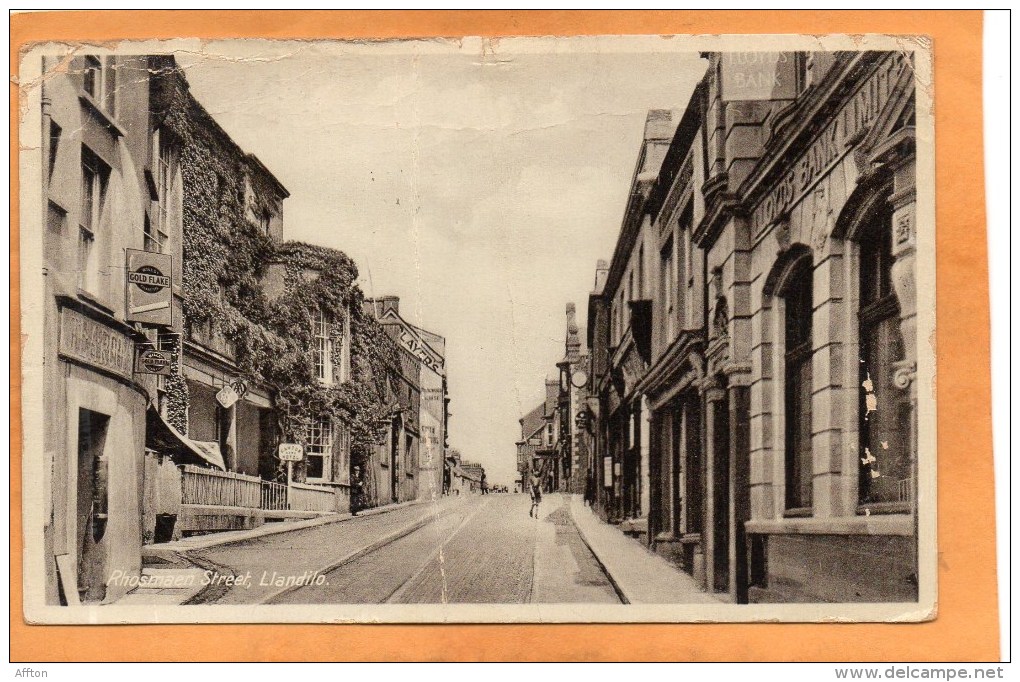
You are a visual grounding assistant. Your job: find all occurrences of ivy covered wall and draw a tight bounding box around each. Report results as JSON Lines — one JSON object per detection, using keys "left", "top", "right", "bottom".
{"left": 152, "top": 58, "right": 400, "bottom": 483}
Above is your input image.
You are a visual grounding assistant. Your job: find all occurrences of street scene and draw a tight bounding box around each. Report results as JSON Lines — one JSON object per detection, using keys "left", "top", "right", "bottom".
{"left": 23, "top": 36, "right": 930, "bottom": 620}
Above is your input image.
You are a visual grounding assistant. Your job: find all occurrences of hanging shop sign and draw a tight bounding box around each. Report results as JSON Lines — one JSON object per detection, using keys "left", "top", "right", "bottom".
{"left": 126, "top": 249, "right": 173, "bottom": 327}
{"left": 215, "top": 379, "right": 247, "bottom": 409}
{"left": 134, "top": 343, "right": 173, "bottom": 376}
{"left": 278, "top": 443, "right": 304, "bottom": 462}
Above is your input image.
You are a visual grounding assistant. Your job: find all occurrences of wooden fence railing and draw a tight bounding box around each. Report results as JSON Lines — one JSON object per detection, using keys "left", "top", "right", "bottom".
{"left": 181, "top": 465, "right": 344, "bottom": 514}
{"left": 290, "top": 482, "right": 339, "bottom": 513}
{"left": 180, "top": 464, "right": 261, "bottom": 508}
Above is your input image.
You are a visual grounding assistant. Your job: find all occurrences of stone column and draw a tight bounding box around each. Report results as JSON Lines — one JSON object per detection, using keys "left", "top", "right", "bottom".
{"left": 700, "top": 377, "right": 726, "bottom": 592}
{"left": 887, "top": 150, "right": 919, "bottom": 565}
{"left": 726, "top": 370, "right": 752, "bottom": 603}
{"left": 640, "top": 395, "right": 651, "bottom": 521}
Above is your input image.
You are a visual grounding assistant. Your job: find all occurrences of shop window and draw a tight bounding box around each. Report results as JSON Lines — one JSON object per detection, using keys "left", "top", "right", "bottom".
{"left": 79, "top": 147, "right": 108, "bottom": 295}
{"left": 306, "top": 416, "right": 332, "bottom": 482}
{"left": 782, "top": 257, "right": 814, "bottom": 513}
{"left": 313, "top": 308, "right": 333, "bottom": 385}
{"left": 858, "top": 202, "right": 910, "bottom": 508}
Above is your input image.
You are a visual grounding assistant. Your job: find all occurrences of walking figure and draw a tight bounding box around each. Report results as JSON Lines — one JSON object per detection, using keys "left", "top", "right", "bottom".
{"left": 529, "top": 469, "right": 543, "bottom": 518}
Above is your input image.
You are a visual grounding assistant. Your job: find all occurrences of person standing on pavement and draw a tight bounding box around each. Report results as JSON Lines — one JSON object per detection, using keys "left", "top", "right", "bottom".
{"left": 350, "top": 466, "right": 364, "bottom": 516}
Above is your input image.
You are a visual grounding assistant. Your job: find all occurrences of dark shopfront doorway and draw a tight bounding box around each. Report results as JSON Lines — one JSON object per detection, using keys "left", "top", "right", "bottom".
{"left": 623, "top": 406, "right": 642, "bottom": 519}
{"left": 76, "top": 408, "right": 110, "bottom": 604}
{"left": 711, "top": 390, "right": 730, "bottom": 594}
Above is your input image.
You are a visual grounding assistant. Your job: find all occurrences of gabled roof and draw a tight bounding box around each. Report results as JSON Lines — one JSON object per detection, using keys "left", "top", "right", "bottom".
{"left": 520, "top": 402, "right": 546, "bottom": 441}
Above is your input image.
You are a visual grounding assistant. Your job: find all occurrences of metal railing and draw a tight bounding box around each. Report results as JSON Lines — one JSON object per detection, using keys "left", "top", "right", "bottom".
{"left": 897, "top": 477, "right": 914, "bottom": 503}
{"left": 260, "top": 480, "right": 289, "bottom": 511}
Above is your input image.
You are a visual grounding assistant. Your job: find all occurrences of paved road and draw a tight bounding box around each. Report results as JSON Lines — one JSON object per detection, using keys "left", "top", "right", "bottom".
{"left": 193, "top": 493, "right": 619, "bottom": 605}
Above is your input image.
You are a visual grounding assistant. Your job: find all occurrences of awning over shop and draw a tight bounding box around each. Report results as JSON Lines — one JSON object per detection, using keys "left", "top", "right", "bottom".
{"left": 451, "top": 466, "right": 481, "bottom": 483}
{"left": 145, "top": 403, "right": 226, "bottom": 470}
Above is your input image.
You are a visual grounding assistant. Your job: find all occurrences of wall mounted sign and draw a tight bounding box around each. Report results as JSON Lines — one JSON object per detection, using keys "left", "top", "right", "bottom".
{"left": 215, "top": 379, "right": 248, "bottom": 408}
{"left": 134, "top": 343, "right": 172, "bottom": 375}
{"left": 396, "top": 328, "right": 445, "bottom": 376}
{"left": 751, "top": 55, "right": 907, "bottom": 235}
{"left": 58, "top": 308, "right": 133, "bottom": 380}
{"left": 126, "top": 249, "right": 173, "bottom": 327}
{"left": 721, "top": 52, "right": 798, "bottom": 102}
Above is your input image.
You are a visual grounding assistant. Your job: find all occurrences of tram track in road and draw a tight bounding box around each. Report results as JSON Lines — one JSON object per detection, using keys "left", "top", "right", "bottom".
{"left": 265, "top": 493, "right": 619, "bottom": 605}
{"left": 265, "top": 497, "right": 480, "bottom": 605}
{"left": 382, "top": 496, "right": 491, "bottom": 604}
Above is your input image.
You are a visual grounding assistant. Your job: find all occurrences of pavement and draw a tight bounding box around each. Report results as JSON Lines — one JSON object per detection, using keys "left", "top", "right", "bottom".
{"left": 118, "top": 496, "right": 461, "bottom": 606}
{"left": 114, "top": 492, "right": 715, "bottom": 606}
{"left": 568, "top": 494, "right": 719, "bottom": 604}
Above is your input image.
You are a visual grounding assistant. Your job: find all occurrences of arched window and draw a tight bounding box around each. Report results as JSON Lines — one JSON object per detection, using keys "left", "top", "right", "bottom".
{"left": 858, "top": 201, "right": 910, "bottom": 507}
{"left": 783, "top": 257, "right": 814, "bottom": 512}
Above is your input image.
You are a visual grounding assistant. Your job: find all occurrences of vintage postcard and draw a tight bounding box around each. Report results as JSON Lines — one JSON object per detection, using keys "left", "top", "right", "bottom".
{"left": 18, "top": 33, "right": 936, "bottom": 625}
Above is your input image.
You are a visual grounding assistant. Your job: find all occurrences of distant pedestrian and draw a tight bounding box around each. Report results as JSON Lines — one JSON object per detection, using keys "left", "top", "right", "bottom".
{"left": 529, "top": 470, "right": 542, "bottom": 518}
{"left": 584, "top": 472, "right": 595, "bottom": 507}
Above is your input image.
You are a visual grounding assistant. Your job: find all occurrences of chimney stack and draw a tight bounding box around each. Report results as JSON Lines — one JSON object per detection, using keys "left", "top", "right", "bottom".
{"left": 374, "top": 295, "right": 400, "bottom": 316}
{"left": 566, "top": 302, "right": 581, "bottom": 362}
{"left": 593, "top": 259, "right": 610, "bottom": 294}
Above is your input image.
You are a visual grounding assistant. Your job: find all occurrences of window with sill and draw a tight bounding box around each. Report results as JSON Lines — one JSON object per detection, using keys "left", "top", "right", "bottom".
{"left": 858, "top": 201, "right": 911, "bottom": 508}
{"left": 149, "top": 128, "right": 175, "bottom": 253}
{"left": 660, "top": 235, "right": 675, "bottom": 342}
{"left": 782, "top": 256, "right": 813, "bottom": 513}
{"left": 81, "top": 55, "right": 116, "bottom": 117}
{"left": 313, "top": 308, "right": 334, "bottom": 384}
{"left": 79, "top": 147, "right": 109, "bottom": 295}
{"left": 306, "top": 416, "right": 332, "bottom": 482}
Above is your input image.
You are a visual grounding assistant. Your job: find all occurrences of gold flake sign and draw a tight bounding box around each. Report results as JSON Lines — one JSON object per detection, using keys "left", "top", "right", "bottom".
{"left": 126, "top": 248, "right": 173, "bottom": 327}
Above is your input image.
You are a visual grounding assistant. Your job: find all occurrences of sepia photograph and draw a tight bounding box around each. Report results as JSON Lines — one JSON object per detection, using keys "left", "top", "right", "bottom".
{"left": 18, "top": 33, "right": 936, "bottom": 625}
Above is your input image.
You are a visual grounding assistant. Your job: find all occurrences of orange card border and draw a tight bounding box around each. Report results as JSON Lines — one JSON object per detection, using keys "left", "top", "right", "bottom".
{"left": 9, "top": 10, "right": 998, "bottom": 662}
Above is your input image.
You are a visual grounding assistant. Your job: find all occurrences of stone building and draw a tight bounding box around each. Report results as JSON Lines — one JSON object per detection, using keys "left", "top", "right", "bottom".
{"left": 406, "top": 322, "right": 449, "bottom": 502}
{"left": 592, "top": 51, "right": 920, "bottom": 603}
{"left": 588, "top": 110, "right": 680, "bottom": 531}
{"left": 365, "top": 296, "right": 447, "bottom": 504}
{"left": 701, "top": 50, "right": 920, "bottom": 603}
{"left": 639, "top": 83, "right": 711, "bottom": 586}
{"left": 553, "top": 303, "right": 589, "bottom": 495}
{"left": 37, "top": 54, "right": 226, "bottom": 605}
{"left": 147, "top": 56, "right": 291, "bottom": 487}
